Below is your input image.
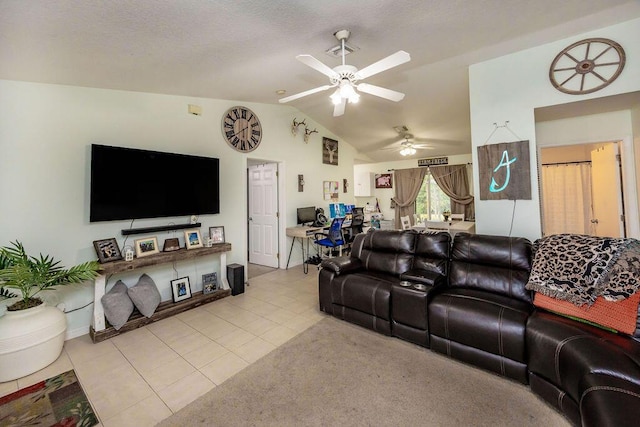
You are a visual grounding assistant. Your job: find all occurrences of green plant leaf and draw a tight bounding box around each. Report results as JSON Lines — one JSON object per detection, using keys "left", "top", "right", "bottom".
{"left": 0, "top": 241, "right": 100, "bottom": 305}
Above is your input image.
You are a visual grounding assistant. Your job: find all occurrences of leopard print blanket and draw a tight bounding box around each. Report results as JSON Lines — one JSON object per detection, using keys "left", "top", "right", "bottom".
{"left": 526, "top": 234, "right": 640, "bottom": 306}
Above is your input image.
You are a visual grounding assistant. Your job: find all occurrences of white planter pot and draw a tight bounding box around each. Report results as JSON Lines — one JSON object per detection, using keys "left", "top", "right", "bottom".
{"left": 0, "top": 302, "right": 67, "bottom": 382}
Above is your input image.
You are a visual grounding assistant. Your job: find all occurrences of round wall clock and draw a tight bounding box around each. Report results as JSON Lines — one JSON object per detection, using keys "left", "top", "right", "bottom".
{"left": 549, "top": 38, "right": 625, "bottom": 95}
{"left": 221, "top": 106, "right": 262, "bottom": 152}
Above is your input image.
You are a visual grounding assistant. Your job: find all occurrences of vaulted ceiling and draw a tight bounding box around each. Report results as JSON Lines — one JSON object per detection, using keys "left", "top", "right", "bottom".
{"left": 1, "top": 0, "right": 639, "bottom": 162}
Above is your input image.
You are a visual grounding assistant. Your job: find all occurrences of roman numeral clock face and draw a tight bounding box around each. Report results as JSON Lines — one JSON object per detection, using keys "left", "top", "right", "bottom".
{"left": 221, "top": 106, "right": 262, "bottom": 153}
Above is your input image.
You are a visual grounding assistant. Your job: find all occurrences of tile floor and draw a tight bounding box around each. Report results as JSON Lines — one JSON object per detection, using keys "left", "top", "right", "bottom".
{"left": 0, "top": 265, "right": 322, "bottom": 426}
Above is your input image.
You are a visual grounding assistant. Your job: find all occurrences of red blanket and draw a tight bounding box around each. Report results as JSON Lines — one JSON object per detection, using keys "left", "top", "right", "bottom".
{"left": 534, "top": 292, "right": 640, "bottom": 335}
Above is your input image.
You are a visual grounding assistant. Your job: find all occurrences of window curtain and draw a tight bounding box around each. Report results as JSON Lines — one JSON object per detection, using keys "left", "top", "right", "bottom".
{"left": 429, "top": 165, "right": 475, "bottom": 220}
{"left": 392, "top": 168, "right": 427, "bottom": 228}
{"left": 541, "top": 163, "right": 592, "bottom": 235}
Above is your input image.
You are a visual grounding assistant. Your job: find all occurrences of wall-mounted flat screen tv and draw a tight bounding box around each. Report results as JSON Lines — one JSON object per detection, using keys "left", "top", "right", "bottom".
{"left": 90, "top": 144, "right": 220, "bottom": 222}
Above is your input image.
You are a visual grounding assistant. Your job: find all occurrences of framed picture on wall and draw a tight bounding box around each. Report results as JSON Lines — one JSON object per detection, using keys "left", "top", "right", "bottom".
{"left": 323, "top": 181, "right": 339, "bottom": 200}
{"left": 375, "top": 173, "right": 393, "bottom": 189}
{"left": 322, "top": 137, "right": 339, "bottom": 165}
{"left": 477, "top": 140, "right": 531, "bottom": 200}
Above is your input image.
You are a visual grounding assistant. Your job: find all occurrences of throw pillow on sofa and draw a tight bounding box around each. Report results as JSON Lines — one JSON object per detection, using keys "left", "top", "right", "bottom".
{"left": 101, "top": 280, "right": 134, "bottom": 330}
{"left": 127, "top": 273, "right": 161, "bottom": 318}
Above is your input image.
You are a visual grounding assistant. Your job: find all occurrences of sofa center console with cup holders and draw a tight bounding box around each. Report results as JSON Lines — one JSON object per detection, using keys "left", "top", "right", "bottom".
{"left": 391, "top": 280, "right": 439, "bottom": 347}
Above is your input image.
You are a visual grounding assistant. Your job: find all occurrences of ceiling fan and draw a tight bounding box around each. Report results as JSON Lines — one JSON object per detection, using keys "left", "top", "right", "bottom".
{"left": 382, "top": 134, "right": 434, "bottom": 156}
{"left": 278, "top": 29, "right": 410, "bottom": 117}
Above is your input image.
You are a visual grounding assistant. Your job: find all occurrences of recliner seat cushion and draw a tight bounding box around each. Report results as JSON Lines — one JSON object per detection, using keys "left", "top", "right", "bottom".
{"left": 527, "top": 310, "right": 640, "bottom": 402}
{"left": 580, "top": 374, "right": 640, "bottom": 427}
{"left": 529, "top": 372, "right": 581, "bottom": 426}
{"left": 330, "top": 272, "right": 393, "bottom": 320}
{"left": 429, "top": 288, "right": 532, "bottom": 363}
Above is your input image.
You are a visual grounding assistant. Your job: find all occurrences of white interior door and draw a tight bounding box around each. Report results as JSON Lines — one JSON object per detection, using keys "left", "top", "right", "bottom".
{"left": 591, "top": 143, "right": 624, "bottom": 237}
{"left": 248, "top": 163, "right": 279, "bottom": 267}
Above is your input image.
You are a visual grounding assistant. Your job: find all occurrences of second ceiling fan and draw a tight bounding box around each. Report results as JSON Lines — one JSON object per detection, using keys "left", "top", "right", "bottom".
{"left": 278, "top": 30, "right": 410, "bottom": 117}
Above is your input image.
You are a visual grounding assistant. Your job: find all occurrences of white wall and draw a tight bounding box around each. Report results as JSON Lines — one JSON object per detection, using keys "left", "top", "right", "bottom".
{"left": 536, "top": 110, "right": 633, "bottom": 148}
{"left": 353, "top": 154, "right": 473, "bottom": 221}
{"left": 0, "top": 79, "right": 358, "bottom": 335}
{"left": 469, "top": 18, "right": 640, "bottom": 241}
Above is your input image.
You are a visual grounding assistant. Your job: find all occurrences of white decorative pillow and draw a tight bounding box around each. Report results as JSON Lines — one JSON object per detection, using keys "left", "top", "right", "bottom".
{"left": 101, "top": 280, "right": 133, "bottom": 330}
{"left": 127, "top": 274, "right": 161, "bottom": 318}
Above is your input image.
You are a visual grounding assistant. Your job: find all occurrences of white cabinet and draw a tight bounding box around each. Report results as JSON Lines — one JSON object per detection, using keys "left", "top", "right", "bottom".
{"left": 354, "top": 172, "right": 374, "bottom": 197}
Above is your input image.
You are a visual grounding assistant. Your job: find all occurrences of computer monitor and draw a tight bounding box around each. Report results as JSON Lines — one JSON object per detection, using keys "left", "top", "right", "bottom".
{"left": 296, "top": 206, "right": 316, "bottom": 225}
{"left": 329, "top": 203, "right": 346, "bottom": 219}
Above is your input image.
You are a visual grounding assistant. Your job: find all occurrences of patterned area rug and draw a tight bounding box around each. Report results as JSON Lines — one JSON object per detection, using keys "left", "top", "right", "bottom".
{"left": 0, "top": 370, "right": 98, "bottom": 427}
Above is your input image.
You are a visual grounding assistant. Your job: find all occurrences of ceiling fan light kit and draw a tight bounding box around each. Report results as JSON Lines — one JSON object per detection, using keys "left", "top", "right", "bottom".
{"left": 279, "top": 29, "right": 410, "bottom": 116}
{"left": 400, "top": 146, "right": 417, "bottom": 156}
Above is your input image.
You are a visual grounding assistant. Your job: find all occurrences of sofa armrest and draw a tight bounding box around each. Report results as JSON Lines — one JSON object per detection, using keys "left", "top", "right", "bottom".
{"left": 400, "top": 269, "right": 446, "bottom": 287}
{"left": 320, "top": 257, "right": 364, "bottom": 276}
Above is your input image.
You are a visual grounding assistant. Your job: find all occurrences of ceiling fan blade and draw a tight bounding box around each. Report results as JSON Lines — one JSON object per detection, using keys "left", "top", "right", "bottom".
{"left": 296, "top": 55, "right": 339, "bottom": 79}
{"left": 355, "top": 50, "right": 411, "bottom": 80}
{"left": 278, "top": 85, "right": 335, "bottom": 103}
{"left": 357, "top": 83, "right": 405, "bottom": 102}
{"left": 333, "top": 98, "right": 347, "bottom": 117}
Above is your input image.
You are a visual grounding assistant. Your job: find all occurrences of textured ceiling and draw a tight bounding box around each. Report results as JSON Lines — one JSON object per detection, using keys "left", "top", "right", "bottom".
{"left": 1, "top": 0, "right": 639, "bottom": 162}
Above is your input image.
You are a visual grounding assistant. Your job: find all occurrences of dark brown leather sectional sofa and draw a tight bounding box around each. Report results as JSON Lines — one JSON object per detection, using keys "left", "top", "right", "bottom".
{"left": 318, "top": 229, "right": 640, "bottom": 427}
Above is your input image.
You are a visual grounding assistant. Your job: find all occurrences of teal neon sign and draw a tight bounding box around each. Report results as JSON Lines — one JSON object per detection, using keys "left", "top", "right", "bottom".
{"left": 489, "top": 150, "right": 517, "bottom": 193}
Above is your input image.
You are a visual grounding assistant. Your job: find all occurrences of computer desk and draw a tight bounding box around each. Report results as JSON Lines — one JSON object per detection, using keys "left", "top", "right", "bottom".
{"left": 286, "top": 225, "right": 322, "bottom": 274}
{"left": 285, "top": 222, "right": 353, "bottom": 274}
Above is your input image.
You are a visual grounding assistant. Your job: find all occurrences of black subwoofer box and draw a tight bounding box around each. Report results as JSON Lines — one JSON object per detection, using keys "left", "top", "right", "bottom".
{"left": 227, "top": 263, "right": 245, "bottom": 296}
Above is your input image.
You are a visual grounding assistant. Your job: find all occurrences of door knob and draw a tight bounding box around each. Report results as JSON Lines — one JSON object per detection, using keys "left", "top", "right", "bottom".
{"left": 590, "top": 219, "right": 599, "bottom": 224}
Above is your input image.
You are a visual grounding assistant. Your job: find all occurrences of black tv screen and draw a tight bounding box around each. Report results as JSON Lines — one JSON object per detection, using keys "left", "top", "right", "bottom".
{"left": 90, "top": 144, "right": 220, "bottom": 222}
{"left": 297, "top": 206, "right": 316, "bottom": 225}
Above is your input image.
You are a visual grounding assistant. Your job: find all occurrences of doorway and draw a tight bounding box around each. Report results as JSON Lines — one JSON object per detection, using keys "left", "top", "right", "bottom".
{"left": 247, "top": 162, "right": 279, "bottom": 268}
{"left": 539, "top": 141, "right": 625, "bottom": 237}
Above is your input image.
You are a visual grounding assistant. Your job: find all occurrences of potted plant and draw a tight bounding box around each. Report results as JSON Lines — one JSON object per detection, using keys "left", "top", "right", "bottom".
{"left": 0, "top": 241, "right": 100, "bottom": 381}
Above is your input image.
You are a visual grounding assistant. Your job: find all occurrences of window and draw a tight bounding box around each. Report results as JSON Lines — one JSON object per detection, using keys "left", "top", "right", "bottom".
{"left": 415, "top": 173, "right": 450, "bottom": 221}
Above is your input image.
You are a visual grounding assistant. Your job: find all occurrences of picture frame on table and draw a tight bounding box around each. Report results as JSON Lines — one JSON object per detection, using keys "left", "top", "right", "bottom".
{"left": 202, "top": 272, "right": 218, "bottom": 294}
{"left": 171, "top": 277, "right": 192, "bottom": 302}
{"left": 209, "top": 226, "right": 225, "bottom": 244}
{"left": 93, "top": 238, "right": 123, "bottom": 263}
{"left": 134, "top": 236, "right": 160, "bottom": 258}
{"left": 184, "top": 229, "right": 203, "bottom": 250}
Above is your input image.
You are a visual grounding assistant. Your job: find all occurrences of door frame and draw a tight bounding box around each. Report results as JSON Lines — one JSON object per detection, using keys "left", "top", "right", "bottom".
{"left": 537, "top": 136, "right": 639, "bottom": 238}
{"left": 246, "top": 157, "right": 287, "bottom": 269}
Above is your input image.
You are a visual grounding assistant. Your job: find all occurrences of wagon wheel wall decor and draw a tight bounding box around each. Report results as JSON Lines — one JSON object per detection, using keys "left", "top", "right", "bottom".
{"left": 549, "top": 38, "right": 625, "bottom": 95}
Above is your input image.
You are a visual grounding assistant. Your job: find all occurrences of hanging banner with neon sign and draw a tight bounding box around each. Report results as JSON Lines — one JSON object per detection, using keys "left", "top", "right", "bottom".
{"left": 477, "top": 140, "right": 531, "bottom": 200}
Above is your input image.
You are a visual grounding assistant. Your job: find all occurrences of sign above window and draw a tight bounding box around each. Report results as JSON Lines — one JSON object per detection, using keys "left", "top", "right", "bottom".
{"left": 418, "top": 157, "right": 448, "bottom": 167}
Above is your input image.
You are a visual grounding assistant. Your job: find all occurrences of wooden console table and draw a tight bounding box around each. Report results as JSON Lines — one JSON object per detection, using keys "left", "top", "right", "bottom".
{"left": 90, "top": 243, "right": 232, "bottom": 343}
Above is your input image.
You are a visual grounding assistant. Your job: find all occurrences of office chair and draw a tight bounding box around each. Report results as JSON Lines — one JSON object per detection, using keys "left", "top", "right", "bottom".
{"left": 314, "top": 217, "right": 345, "bottom": 258}
{"left": 351, "top": 213, "right": 364, "bottom": 235}
{"left": 342, "top": 212, "right": 365, "bottom": 254}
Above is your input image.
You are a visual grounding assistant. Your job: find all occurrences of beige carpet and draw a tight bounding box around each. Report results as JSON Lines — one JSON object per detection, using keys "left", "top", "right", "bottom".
{"left": 157, "top": 316, "right": 569, "bottom": 427}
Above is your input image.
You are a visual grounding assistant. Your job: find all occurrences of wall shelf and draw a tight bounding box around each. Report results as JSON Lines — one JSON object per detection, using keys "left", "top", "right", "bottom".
{"left": 91, "top": 243, "right": 232, "bottom": 343}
